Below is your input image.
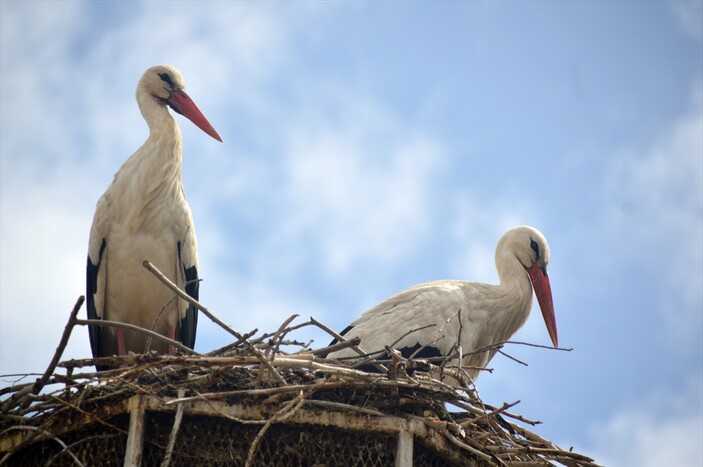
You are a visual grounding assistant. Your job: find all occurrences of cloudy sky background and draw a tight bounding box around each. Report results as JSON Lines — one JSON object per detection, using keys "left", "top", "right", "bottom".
{"left": 1, "top": 1, "right": 701, "bottom": 464}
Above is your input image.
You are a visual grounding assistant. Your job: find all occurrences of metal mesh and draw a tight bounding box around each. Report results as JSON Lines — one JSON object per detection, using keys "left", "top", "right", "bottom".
{"left": 142, "top": 413, "right": 397, "bottom": 466}
{"left": 413, "top": 439, "right": 457, "bottom": 467}
{"left": 8, "top": 414, "right": 129, "bottom": 466}
{"left": 8, "top": 412, "right": 468, "bottom": 466}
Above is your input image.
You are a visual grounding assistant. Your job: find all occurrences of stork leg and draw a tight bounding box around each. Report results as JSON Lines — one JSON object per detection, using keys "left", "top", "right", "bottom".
{"left": 168, "top": 325, "right": 176, "bottom": 354}
{"left": 117, "top": 328, "right": 126, "bottom": 356}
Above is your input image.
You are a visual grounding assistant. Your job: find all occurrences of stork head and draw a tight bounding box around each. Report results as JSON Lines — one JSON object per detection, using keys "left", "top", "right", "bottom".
{"left": 137, "top": 65, "right": 222, "bottom": 142}
{"left": 497, "top": 226, "right": 558, "bottom": 348}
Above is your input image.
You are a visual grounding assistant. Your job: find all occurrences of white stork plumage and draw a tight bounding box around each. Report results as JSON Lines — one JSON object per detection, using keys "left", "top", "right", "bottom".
{"left": 328, "top": 226, "right": 559, "bottom": 381}
{"left": 86, "top": 65, "right": 222, "bottom": 370}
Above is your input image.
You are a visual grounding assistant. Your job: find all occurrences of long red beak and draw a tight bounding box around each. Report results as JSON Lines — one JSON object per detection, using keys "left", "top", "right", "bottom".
{"left": 526, "top": 263, "right": 559, "bottom": 347}
{"left": 167, "top": 89, "right": 223, "bottom": 142}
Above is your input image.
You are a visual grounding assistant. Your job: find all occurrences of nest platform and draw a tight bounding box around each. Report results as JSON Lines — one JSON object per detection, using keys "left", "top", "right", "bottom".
{"left": 1, "top": 288, "right": 598, "bottom": 466}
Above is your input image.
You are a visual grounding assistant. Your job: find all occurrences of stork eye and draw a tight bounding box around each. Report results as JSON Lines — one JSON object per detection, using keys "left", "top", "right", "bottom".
{"left": 530, "top": 239, "right": 540, "bottom": 259}
{"left": 159, "top": 73, "right": 174, "bottom": 87}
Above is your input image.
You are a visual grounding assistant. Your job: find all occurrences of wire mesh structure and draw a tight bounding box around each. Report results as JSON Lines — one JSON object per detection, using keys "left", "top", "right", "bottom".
{"left": 4, "top": 396, "right": 467, "bottom": 467}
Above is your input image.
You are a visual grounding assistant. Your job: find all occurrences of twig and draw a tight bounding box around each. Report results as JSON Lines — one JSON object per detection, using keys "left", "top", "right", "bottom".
{"left": 266, "top": 314, "right": 299, "bottom": 357}
{"left": 75, "top": 319, "right": 200, "bottom": 356}
{"left": 4, "top": 297, "right": 85, "bottom": 413}
{"left": 388, "top": 323, "right": 436, "bottom": 351}
{"left": 145, "top": 295, "right": 178, "bottom": 352}
{"left": 303, "top": 399, "right": 386, "bottom": 417}
{"left": 496, "top": 348, "right": 528, "bottom": 367}
{"left": 0, "top": 426, "right": 85, "bottom": 467}
{"left": 245, "top": 390, "right": 306, "bottom": 467}
{"left": 161, "top": 389, "right": 186, "bottom": 467}
{"left": 143, "top": 260, "right": 286, "bottom": 385}
{"left": 206, "top": 329, "right": 258, "bottom": 356}
{"left": 503, "top": 340, "right": 573, "bottom": 352}
{"left": 407, "top": 309, "right": 462, "bottom": 361}
{"left": 310, "top": 317, "right": 388, "bottom": 372}
{"left": 461, "top": 400, "right": 521, "bottom": 427}
{"left": 46, "top": 434, "right": 121, "bottom": 466}
{"left": 307, "top": 336, "right": 361, "bottom": 356}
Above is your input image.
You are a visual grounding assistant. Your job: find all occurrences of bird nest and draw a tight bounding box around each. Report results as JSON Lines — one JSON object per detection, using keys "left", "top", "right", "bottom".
{"left": 1, "top": 263, "right": 597, "bottom": 466}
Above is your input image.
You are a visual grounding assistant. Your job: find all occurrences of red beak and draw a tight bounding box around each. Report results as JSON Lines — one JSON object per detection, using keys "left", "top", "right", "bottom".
{"left": 526, "top": 263, "right": 559, "bottom": 347}
{"left": 167, "top": 89, "right": 223, "bottom": 142}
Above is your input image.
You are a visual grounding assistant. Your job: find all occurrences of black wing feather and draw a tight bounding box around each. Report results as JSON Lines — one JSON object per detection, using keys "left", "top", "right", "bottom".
{"left": 177, "top": 241, "right": 198, "bottom": 349}
{"left": 86, "top": 238, "right": 107, "bottom": 368}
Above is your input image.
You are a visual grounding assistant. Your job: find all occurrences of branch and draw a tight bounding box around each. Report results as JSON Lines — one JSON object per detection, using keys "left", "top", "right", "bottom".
{"left": 75, "top": 319, "right": 200, "bottom": 356}
{"left": 307, "top": 336, "right": 361, "bottom": 356}
{"left": 309, "top": 317, "right": 387, "bottom": 373}
{"left": 161, "top": 389, "right": 186, "bottom": 467}
{"left": 245, "top": 390, "right": 306, "bottom": 467}
{"left": 5, "top": 296, "right": 84, "bottom": 412}
{"left": 142, "top": 260, "right": 286, "bottom": 385}
{"left": 461, "top": 400, "right": 521, "bottom": 427}
{"left": 0, "top": 426, "right": 85, "bottom": 467}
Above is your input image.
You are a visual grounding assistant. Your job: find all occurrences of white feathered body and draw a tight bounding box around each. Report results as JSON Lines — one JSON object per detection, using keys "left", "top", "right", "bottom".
{"left": 88, "top": 110, "right": 198, "bottom": 356}
{"left": 329, "top": 250, "right": 537, "bottom": 379}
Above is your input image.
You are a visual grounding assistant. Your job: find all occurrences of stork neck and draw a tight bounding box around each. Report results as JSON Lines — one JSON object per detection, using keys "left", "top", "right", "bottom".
{"left": 495, "top": 253, "right": 533, "bottom": 301}
{"left": 136, "top": 94, "right": 184, "bottom": 173}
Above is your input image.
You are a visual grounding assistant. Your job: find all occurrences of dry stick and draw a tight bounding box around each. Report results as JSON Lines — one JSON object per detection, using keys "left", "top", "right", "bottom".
{"left": 461, "top": 400, "right": 521, "bottom": 427}
{"left": 387, "top": 324, "right": 436, "bottom": 350}
{"left": 308, "top": 336, "right": 361, "bottom": 356}
{"left": 494, "top": 407, "right": 540, "bottom": 426}
{"left": 257, "top": 314, "right": 299, "bottom": 387}
{"left": 303, "top": 399, "right": 386, "bottom": 417}
{"left": 75, "top": 319, "right": 200, "bottom": 356}
{"left": 408, "top": 333, "right": 447, "bottom": 361}
{"left": 0, "top": 380, "right": 38, "bottom": 398}
{"left": 244, "top": 390, "right": 307, "bottom": 467}
{"left": 58, "top": 353, "right": 359, "bottom": 374}
{"left": 145, "top": 295, "right": 178, "bottom": 352}
{"left": 59, "top": 355, "right": 158, "bottom": 371}
{"left": 409, "top": 309, "right": 461, "bottom": 362}
{"left": 0, "top": 426, "right": 85, "bottom": 467}
{"left": 455, "top": 309, "right": 465, "bottom": 374}
{"left": 403, "top": 413, "right": 493, "bottom": 463}
{"left": 496, "top": 348, "right": 529, "bottom": 367}
{"left": 49, "top": 395, "right": 128, "bottom": 435}
{"left": 247, "top": 319, "right": 316, "bottom": 347}
{"left": 47, "top": 433, "right": 122, "bottom": 467}
{"left": 503, "top": 340, "right": 573, "bottom": 352}
{"left": 1, "top": 297, "right": 85, "bottom": 413}
{"left": 206, "top": 329, "right": 259, "bottom": 356}
{"left": 191, "top": 391, "right": 268, "bottom": 425}
{"left": 309, "top": 317, "right": 388, "bottom": 373}
{"left": 161, "top": 389, "right": 186, "bottom": 467}
{"left": 166, "top": 378, "right": 436, "bottom": 406}
{"left": 142, "top": 260, "right": 286, "bottom": 385}
{"left": 266, "top": 314, "right": 299, "bottom": 357}
{"left": 34, "top": 296, "right": 85, "bottom": 393}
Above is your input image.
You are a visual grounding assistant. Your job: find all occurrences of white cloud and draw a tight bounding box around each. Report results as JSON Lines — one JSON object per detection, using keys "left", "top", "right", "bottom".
{"left": 603, "top": 96, "right": 703, "bottom": 351}
{"left": 583, "top": 374, "right": 703, "bottom": 467}
{"left": 0, "top": 165, "right": 94, "bottom": 375}
{"left": 281, "top": 125, "right": 445, "bottom": 276}
{"left": 671, "top": 1, "right": 703, "bottom": 43}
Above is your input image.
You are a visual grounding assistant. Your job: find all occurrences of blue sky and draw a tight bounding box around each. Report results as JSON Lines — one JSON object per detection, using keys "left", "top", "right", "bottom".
{"left": 1, "top": 1, "right": 701, "bottom": 464}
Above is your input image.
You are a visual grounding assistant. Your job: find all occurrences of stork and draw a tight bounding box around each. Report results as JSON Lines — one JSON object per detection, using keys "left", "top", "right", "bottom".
{"left": 328, "top": 226, "right": 558, "bottom": 381}
{"left": 86, "top": 65, "right": 222, "bottom": 370}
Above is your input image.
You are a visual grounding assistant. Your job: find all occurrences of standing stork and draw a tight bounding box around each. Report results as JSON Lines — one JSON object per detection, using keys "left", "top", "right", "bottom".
{"left": 328, "top": 226, "right": 559, "bottom": 381}
{"left": 87, "top": 65, "right": 222, "bottom": 370}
